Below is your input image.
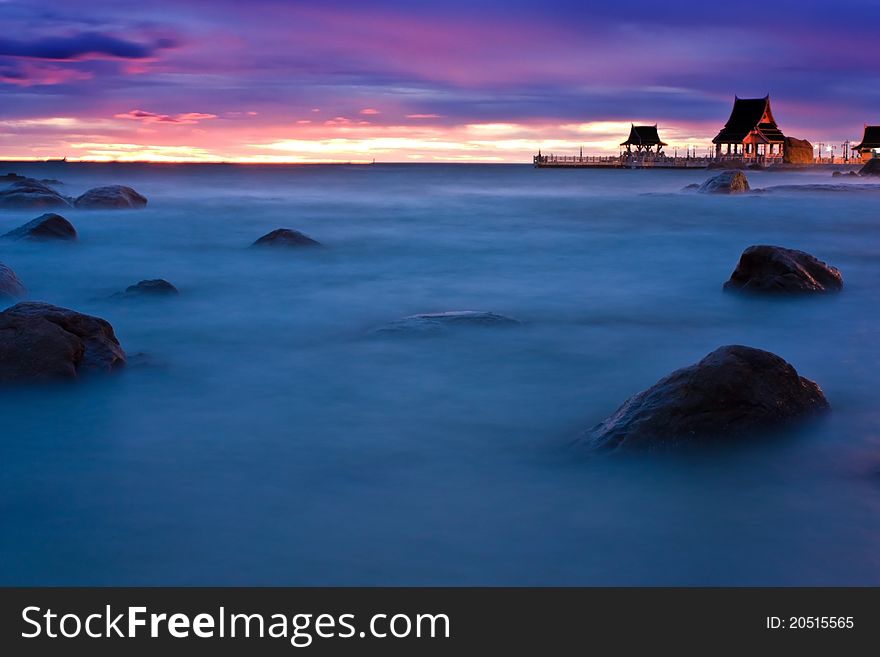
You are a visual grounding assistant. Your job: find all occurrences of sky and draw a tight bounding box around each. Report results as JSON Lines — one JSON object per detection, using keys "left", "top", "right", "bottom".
{"left": 1, "top": 0, "right": 878, "bottom": 162}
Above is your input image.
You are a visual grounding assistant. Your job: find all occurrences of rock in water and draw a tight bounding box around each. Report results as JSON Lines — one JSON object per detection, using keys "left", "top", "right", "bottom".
{"left": 374, "top": 310, "right": 521, "bottom": 334}
{"left": 585, "top": 345, "right": 829, "bottom": 451}
{"left": 0, "top": 263, "right": 26, "bottom": 300}
{"left": 783, "top": 137, "right": 814, "bottom": 164}
{"left": 859, "top": 159, "right": 880, "bottom": 176}
{"left": 119, "top": 279, "right": 179, "bottom": 297}
{"left": 3, "top": 213, "right": 77, "bottom": 241}
{"left": 74, "top": 185, "right": 147, "bottom": 209}
{"left": 253, "top": 228, "right": 321, "bottom": 248}
{"left": 698, "top": 170, "right": 750, "bottom": 194}
{"left": 0, "top": 302, "right": 126, "bottom": 382}
{"left": 724, "top": 245, "right": 842, "bottom": 294}
{"left": 0, "top": 179, "right": 72, "bottom": 209}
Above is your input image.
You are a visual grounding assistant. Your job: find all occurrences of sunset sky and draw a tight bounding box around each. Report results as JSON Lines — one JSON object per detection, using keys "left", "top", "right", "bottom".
{"left": 1, "top": 0, "right": 878, "bottom": 162}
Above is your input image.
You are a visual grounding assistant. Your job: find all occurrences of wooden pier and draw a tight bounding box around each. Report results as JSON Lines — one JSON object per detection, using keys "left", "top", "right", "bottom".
{"left": 533, "top": 154, "right": 714, "bottom": 169}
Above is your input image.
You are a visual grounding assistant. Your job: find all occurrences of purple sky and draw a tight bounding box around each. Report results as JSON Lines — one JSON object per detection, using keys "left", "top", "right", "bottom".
{"left": 1, "top": 0, "right": 878, "bottom": 161}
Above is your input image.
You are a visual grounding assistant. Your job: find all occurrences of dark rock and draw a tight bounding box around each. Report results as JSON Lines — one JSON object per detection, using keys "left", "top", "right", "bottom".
{"left": 3, "top": 213, "right": 77, "bottom": 241}
{"left": 698, "top": 170, "right": 750, "bottom": 194}
{"left": 682, "top": 183, "right": 700, "bottom": 191}
{"left": 0, "top": 302, "right": 126, "bottom": 382}
{"left": 118, "top": 279, "right": 179, "bottom": 297}
{"left": 0, "top": 178, "right": 72, "bottom": 209}
{"left": 0, "top": 173, "right": 27, "bottom": 182}
{"left": 253, "top": 228, "right": 321, "bottom": 248}
{"left": 0, "top": 263, "right": 26, "bottom": 300}
{"left": 832, "top": 170, "right": 842, "bottom": 177}
{"left": 374, "top": 310, "right": 521, "bottom": 334}
{"left": 74, "top": 185, "right": 147, "bottom": 209}
{"left": 585, "top": 345, "right": 829, "bottom": 451}
{"left": 783, "top": 137, "right": 814, "bottom": 164}
{"left": 859, "top": 159, "right": 880, "bottom": 176}
{"left": 724, "top": 245, "right": 842, "bottom": 294}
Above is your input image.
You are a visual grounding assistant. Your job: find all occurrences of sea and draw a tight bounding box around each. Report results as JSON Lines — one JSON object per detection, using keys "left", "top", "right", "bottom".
{"left": 1, "top": 162, "right": 878, "bottom": 585}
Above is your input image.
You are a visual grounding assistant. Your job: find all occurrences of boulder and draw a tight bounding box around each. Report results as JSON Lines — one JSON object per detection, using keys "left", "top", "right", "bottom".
{"left": 724, "top": 245, "right": 842, "bottom": 294}
{"left": 0, "top": 302, "right": 126, "bottom": 382}
{"left": 253, "top": 228, "right": 321, "bottom": 248}
{"left": 0, "top": 263, "right": 26, "bottom": 300}
{"left": 74, "top": 185, "right": 147, "bottom": 209}
{"left": 698, "top": 170, "right": 750, "bottom": 194}
{"left": 3, "top": 213, "right": 77, "bottom": 241}
{"left": 118, "top": 279, "right": 179, "bottom": 297}
{"left": 0, "top": 178, "right": 72, "bottom": 209}
{"left": 783, "top": 137, "right": 814, "bottom": 164}
{"left": 585, "top": 345, "right": 829, "bottom": 451}
{"left": 374, "top": 310, "right": 521, "bottom": 334}
{"left": 859, "top": 159, "right": 880, "bottom": 176}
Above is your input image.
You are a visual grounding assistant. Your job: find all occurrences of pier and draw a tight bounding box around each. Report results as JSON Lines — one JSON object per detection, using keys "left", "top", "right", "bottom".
{"left": 533, "top": 154, "right": 714, "bottom": 169}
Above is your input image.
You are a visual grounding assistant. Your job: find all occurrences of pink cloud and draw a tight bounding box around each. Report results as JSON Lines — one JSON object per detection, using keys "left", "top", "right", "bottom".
{"left": 115, "top": 109, "right": 218, "bottom": 124}
{"left": 359, "top": 108, "right": 380, "bottom": 115}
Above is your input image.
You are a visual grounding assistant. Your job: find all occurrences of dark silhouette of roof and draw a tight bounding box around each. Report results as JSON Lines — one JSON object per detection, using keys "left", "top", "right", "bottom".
{"left": 712, "top": 95, "right": 785, "bottom": 144}
{"left": 620, "top": 124, "right": 667, "bottom": 147}
{"left": 853, "top": 125, "right": 880, "bottom": 150}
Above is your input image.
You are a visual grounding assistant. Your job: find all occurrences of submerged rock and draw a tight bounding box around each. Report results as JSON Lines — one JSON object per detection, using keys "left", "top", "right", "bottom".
{"left": 698, "top": 170, "right": 750, "bottom": 194}
{"left": 859, "top": 159, "right": 880, "bottom": 176}
{"left": 253, "top": 228, "right": 321, "bottom": 248}
{"left": 0, "top": 302, "right": 126, "bottom": 382}
{"left": 117, "top": 279, "right": 179, "bottom": 297}
{"left": 3, "top": 213, "right": 77, "bottom": 241}
{"left": 584, "top": 345, "right": 829, "bottom": 451}
{"left": 0, "top": 178, "right": 72, "bottom": 209}
{"left": 0, "top": 263, "right": 26, "bottom": 300}
{"left": 724, "top": 245, "right": 842, "bottom": 294}
{"left": 374, "top": 310, "right": 521, "bottom": 334}
{"left": 74, "top": 185, "right": 147, "bottom": 209}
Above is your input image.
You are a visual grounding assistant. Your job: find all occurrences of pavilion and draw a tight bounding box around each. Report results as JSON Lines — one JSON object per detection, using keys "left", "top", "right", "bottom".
{"left": 851, "top": 125, "right": 880, "bottom": 162}
{"left": 712, "top": 95, "right": 785, "bottom": 160}
{"left": 620, "top": 125, "right": 667, "bottom": 155}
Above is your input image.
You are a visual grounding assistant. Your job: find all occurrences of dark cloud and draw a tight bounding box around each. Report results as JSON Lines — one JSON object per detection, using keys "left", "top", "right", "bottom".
{"left": 0, "top": 32, "right": 174, "bottom": 60}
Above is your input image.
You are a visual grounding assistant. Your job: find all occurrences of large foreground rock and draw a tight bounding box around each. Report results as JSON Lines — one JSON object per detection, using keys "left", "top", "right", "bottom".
{"left": 3, "top": 213, "right": 77, "bottom": 241}
{"left": 0, "top": 263, "right": 26, "bottom": 300}
{"left": 74, "top": 185, "right": 147, "bottom": 209}
{"left": 0, "top": 302, "right": 126, "bottom": 382}
{"left": 783, "top": 137, "right": 814, "bottom": 164}
{"left": 699, "top": 170, "right": 750, "bottom": 194}
{"left": 724, "top": 245, "right": 842, "bottom": 294}
{"left": 585, "top": 345, "right": 829, "bottom": 451}
{"left": 0, "top": 179, "right": 72, "bottom": 209}
{"left": 374, "top": 310, "right": 521, "bottom": 335}
{"left": 253, "top": 228, "right": 321, "bottom": 248}
{"left": 859, "top": 159, "right": 880, "bottom": 176}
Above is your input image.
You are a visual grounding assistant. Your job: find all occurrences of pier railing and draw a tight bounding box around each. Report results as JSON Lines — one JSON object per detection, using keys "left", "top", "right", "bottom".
{"left": 534, "top": 154, "right": 714, "bottom": 168}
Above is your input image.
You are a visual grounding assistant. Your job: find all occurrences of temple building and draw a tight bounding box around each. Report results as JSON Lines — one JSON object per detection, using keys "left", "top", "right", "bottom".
{"left": 712, "top": 95, "right": 785, "bottom": 160}
{"left": 851, "top": 125, "right": 880, "bottom": 162}
{"left": 620, "top": 124, "right": 667, "bottom": 154}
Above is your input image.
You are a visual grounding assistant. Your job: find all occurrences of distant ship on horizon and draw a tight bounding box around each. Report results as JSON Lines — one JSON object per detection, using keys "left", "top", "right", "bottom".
{"left": 45, "top": 156, "right": 68, "bottom": 163}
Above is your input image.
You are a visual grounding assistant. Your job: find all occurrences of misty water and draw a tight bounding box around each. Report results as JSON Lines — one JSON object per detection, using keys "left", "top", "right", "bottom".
{"left": 1, "top": 162, "right": 879, "bottom": 585}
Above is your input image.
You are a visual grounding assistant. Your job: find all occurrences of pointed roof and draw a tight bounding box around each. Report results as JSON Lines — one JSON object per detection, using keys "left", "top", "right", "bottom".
{"left": 853, "top": 125, "right": 880, "bottom": 150}
{"left": 712, "top": 95, "right": 785, "bottom": 144}
{"left": 620, "top": 124, "right": 667, "bottom": 147}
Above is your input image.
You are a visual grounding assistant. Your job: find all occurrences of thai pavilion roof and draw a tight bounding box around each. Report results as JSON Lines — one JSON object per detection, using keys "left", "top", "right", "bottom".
{"left": 712, "top": 95, "right": 785, "bottom": 144}
{"left": 620, "top": 124, "right": 667, "bottom": 147}
{"left": 852, "top": 125, "right": 880, "bottom": 150}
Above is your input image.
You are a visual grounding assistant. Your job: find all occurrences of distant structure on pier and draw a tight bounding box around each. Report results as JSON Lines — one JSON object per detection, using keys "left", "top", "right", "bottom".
{"left": 851, "top": 125, "right": 880, "bottom": 162}
{"left": 712, "top": 95, "right": 785, "bottom": 161}
{"left": 620, "top": 125, "right": 667, "bottom": 155}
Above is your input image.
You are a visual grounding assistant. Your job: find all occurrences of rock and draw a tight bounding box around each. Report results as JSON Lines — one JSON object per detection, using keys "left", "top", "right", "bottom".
{"left": 118, "top": 279, "right": 179, "bottom": 297}
{"left": 74, "top": 185, "right": 147, "bottom": 209}
{"left": 783, "top": 137, "right": 814, "bottom": 164}
{"left": 859, "top": 159, "right": 880, "bottom": 176}
{"left": 724, "top": 245, "right": 842, "bottom": 294}
{"left": 682, "top": 183, "right": 700, "bottom": 191}
{"left": 0, "top": 178, "right": 72, "bottom": 209}
{"left": 3, "top": 213, "right": 77, "bottom": 241}
{"left": 253, "top": 228, "right": 321, "bottom": 248}
{"left": 0, "top": 263, "right": 26, "bottom": 300}
{"left": 0, "top": 302, "right": 126, "bottom": 382}
{"left": 585, "top": 345, "right": 829, "bottom": 451}
{"left": 374, "top": 310, "right": 521, "bottom": 334}
{"left": 698, "top": 170, "right": 750, "bottom": 194}
{"left": 832, "top": 171, "right": 842, "bottom": 177}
